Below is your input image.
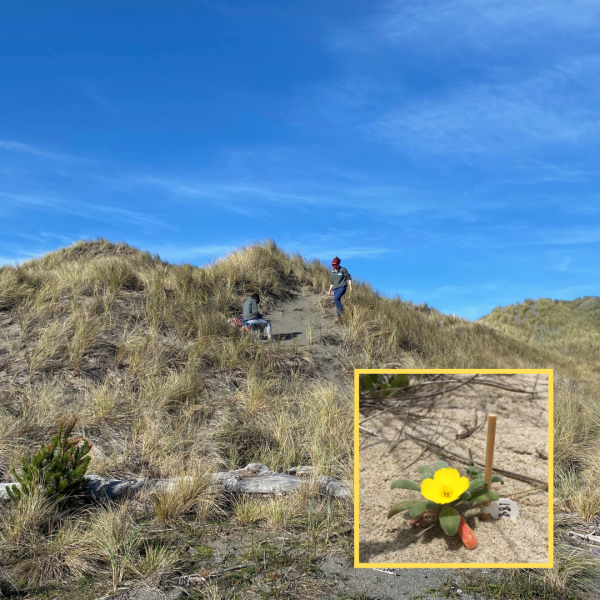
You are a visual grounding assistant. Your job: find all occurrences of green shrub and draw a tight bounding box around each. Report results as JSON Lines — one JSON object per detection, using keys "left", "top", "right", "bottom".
{"left": 8, "top": 417, "right": 92, "bottom": 504}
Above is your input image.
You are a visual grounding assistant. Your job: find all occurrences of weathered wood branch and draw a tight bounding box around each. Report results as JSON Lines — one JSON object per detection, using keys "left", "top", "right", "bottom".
{"left": 406, "top": 433, "right": 548, "bottom": 488}
{"left": 0, "top": 463, "right": 351, "bottom": 503}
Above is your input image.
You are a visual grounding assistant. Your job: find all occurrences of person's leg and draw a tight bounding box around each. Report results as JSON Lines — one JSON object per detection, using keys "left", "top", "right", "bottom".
{"left": 247, "top": 319, "right": 271, "bottom": 339}
{"left": 333, "top": 286, "right": 347, "bottom": 316}
{"left": 245, "top": 319, "right": 259, "bottom": 334}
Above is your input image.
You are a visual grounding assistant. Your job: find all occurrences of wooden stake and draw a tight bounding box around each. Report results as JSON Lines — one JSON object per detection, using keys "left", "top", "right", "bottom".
{"left": 481, "top": 414, "right": 497, "bottom": 521}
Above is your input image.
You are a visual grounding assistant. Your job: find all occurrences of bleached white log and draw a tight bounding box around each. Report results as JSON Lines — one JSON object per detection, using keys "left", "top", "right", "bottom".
{"left": 0, "top": 463, "right": 351, "bottom": 502}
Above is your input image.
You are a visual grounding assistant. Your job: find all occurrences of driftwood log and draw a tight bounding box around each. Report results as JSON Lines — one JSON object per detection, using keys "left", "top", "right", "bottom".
{"left": 0, "top": 463, "right": 351, "bottom": 503}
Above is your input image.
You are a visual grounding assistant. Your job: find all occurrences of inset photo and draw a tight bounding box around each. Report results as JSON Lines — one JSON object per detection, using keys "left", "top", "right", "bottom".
{"left": 354, "top": 369, "right": 553, "bottom": 568}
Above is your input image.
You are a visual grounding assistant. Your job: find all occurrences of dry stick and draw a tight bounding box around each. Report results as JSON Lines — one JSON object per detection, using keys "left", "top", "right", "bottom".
{"left": 360, "top": 374, "right": 456, "bottom": 398}
{"left": 402, "top": 384, "right": 449, "bottom": 468}
{"left": 381, "top": 403, "right": 411, "bottom": 457}
{"left": 360, "top": 376, "right": 476, "bottom": 406}
{"left": 447, "top": 378, "right": 543, "bottom": 395}
{"left": 416, "top": 523, "right": 436, "bottom": 537}
{"left": 359, "top": 375, "right": 479, "bottom": 425}
{"left": 361, "top": 376, "right": 541, "bottom": 400}
{"left": 361, "top": 378, "right": 474, "bottom": 410}
{"left": 386, "top": 394, "right": 439, "bottom": 460}
{"left": 481, "top": 414, "right": 497, "bottom": 522}
{"left": 359, "top": 425, "right": 379, "bottom": 436}
{"left": 506, "top": 486, "right": 547, "bottom": 499}
{"left": 178, "top": 565, "right": 248, "bottom": 582}
{"left": 532, "top": 373, "right": 540, "bottom": 402}
{"left": 466, "top": 383, "right": 489, "bottom": 436}
{"left": 405, "top": 433, "right": 548, "bottom": 488}
{"left": 403, "top": 382, "right": 485, "bottom": 470}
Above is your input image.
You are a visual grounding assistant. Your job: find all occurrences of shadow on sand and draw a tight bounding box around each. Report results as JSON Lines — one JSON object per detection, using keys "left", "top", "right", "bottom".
{"left": 272, "top": 332, "right": 302, "bottom": 341}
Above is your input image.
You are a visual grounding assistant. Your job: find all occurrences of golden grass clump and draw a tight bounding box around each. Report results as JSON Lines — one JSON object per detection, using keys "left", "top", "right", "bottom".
{"left": 151, "top": 467, "right": 218, "bottom": 524}
{"left": 2, "top": 238, "right": 600, "bottom": 597}
{"left": 0, "top": 491, "right": 101, "bottom": 587}
{"left": 231, "top": 495, "right": 264, "bottom": 525}
{"left": 89, "top": 502, "right": 142, "bottom": 592}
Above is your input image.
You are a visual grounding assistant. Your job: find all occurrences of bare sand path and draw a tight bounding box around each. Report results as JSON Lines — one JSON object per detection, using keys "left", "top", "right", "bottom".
{"left": 263, "top": 291, "right": 344, "bottom": 383}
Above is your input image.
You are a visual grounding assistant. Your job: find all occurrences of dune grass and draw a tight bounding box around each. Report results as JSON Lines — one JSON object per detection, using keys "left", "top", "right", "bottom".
{"left": 0, "top": 238, "right": 599, "bottom": 597}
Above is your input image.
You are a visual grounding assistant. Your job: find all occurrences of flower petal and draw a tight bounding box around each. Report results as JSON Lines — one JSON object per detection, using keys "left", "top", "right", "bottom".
{"left": 455, "top": 475, "right": 470, "bottom": 497}
{"left": 420, "top": 478, "right": 442, "bottom": 503}
{"left": 435, "top": 467, "right": 460, "bottom": 485}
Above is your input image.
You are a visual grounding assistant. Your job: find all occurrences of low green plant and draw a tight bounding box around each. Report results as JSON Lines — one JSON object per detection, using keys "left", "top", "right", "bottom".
{"left": 7, "top": 416, "right": 92, "bottom": 504}
{"left": 387, "top": 461, "right": 502, "bottom": 544}
{"left": 464, "top": 465, "right": 504, "bottom": 487}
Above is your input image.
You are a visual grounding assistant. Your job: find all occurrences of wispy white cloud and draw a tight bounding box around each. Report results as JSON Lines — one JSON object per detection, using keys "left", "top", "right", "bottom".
{"left": 550, "top": 284, "right": 600, "bottom": 298}
{"left": 333, "top": 0, "right": 600, "bottom": 53}
{"left": 38, "top": 231, "right": 75, "bottom": 245}
{"left": 0, "top": 139, "right": 94, "bottom": 164}
{"left": 525, "top": 227, "right": 600, "bottom": 246}
{"left": 132, "top": 176, "right": 332, "bottom": 210}
{"left": 0, "top": 248, "right": 45, "bottom": 266}
{"left": 371, "top": 55, "right": 600, "bottom": 157}
{"left": 79, "top": 82, "right": 121, "bottom": 116}
{"left": 428, "top": 281, "right": 503, "bottom": 298}
{"left": 1, "top": 192, "right": 172, "bottom": 233}
{"left": 547, "top": 256, "right": 600, "bottom": 276}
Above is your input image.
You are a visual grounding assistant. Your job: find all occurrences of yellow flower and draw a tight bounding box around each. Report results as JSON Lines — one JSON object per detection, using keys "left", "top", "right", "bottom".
{"left": 420, "top": 468, "right": 469, "bottom": 505}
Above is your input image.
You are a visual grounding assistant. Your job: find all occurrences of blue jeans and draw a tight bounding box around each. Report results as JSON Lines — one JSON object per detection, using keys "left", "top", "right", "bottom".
{"left": 333, "top": 286, "right": 347, "bottom": 316}
{"left": 246, "top": 319, "right": 272, "bottom": 338}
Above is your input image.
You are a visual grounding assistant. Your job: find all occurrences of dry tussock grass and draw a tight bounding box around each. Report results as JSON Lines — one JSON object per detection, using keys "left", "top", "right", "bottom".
{"left": 151, "top": 466, "right": 219, "bottom": 524}
{"left": 0, "top": 238, "right": 599, "bottom": 596}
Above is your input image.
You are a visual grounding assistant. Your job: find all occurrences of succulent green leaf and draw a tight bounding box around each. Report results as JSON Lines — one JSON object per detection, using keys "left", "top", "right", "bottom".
{"left": 457, "top": 491, "right": 471, "bottom": 501}
{"left": 468, "top": 479, "right": 486, "bottom": 492}
{"left": 389, "top": 374, "right": 409, "bottom": 388}
{"left": 468, "top": 490, "right": 500, "bottom": 502}
{"left": 417, "top": 465, "right": 435, "bottom": 481}
{"left": 409, "top": 501, "right": 438, "bottom": 518}
{"left": 432, "top": 461, "right": 449, "bottom": 472}
{"left": 390, "top": 479, "right": 421, "bottom": 492}
{"left": 491, "top": 475, "right": 504, "bottom": 484}
{"left": 387, "top": 500, "right": 421, "bottom": 518}
{"left": 466, "top": 466, "right": 483, "bottom": 480}
{"left": 361, "top": 374, "right": 378, "bottom": 390}
{"left": 439, "top": 505, "right": 460, "bottom": 536}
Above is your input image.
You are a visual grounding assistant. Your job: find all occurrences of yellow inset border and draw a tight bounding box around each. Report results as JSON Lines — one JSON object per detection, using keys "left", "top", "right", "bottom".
{"left": 354, "top": 368, "right": 554, "bottom": 569}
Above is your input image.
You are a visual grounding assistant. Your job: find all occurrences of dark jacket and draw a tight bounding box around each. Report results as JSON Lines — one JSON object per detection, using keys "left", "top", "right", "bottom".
{"left": 330, "top": 267, "right": 351, "bottom": 290}
{"left": 242, "top": 297, "right": 261, "bottom": 321}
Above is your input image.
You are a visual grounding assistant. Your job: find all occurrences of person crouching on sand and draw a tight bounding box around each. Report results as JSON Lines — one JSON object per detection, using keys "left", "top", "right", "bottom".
{"left": 242, "top": 293, "right": 272, "bottom": 340}
{"left": 326, "top": 257, "right": 352, "bottom": 317}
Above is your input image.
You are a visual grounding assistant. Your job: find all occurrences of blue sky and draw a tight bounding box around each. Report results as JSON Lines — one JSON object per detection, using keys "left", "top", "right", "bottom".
{"left": 2, "top": 0, "right": 600, "bottom": 319}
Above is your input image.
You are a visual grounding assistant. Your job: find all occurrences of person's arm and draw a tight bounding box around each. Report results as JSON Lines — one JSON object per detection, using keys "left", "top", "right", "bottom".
{"left": 327, "top": 284, "right": 333, "bottom": 295}
{"left": 346, "top": 269, "right": 353, "bottom": 292}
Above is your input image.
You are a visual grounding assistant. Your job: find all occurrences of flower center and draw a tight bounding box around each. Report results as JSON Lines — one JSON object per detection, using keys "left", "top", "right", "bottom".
{"left": 440, "top": 485, "right": 453, "bottom": 498}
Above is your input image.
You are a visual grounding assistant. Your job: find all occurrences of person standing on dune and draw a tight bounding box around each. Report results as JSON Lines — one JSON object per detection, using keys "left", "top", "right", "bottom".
{"left": 326, "top": 257, "right": 352, "bottom": 317}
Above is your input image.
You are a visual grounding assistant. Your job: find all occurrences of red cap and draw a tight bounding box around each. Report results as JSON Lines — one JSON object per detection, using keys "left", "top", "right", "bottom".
{"left": 332, "top": 257, "right": 341, "bottom": 265}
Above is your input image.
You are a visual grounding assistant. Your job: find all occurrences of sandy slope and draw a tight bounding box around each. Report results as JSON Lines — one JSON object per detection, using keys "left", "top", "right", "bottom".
{"left": 262, "top": 291, "right": 345, "bottom": 383}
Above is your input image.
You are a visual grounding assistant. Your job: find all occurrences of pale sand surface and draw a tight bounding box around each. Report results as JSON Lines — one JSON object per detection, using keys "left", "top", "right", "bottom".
{"left": 358, "top": 374, "right": 549, "bottom": 565}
